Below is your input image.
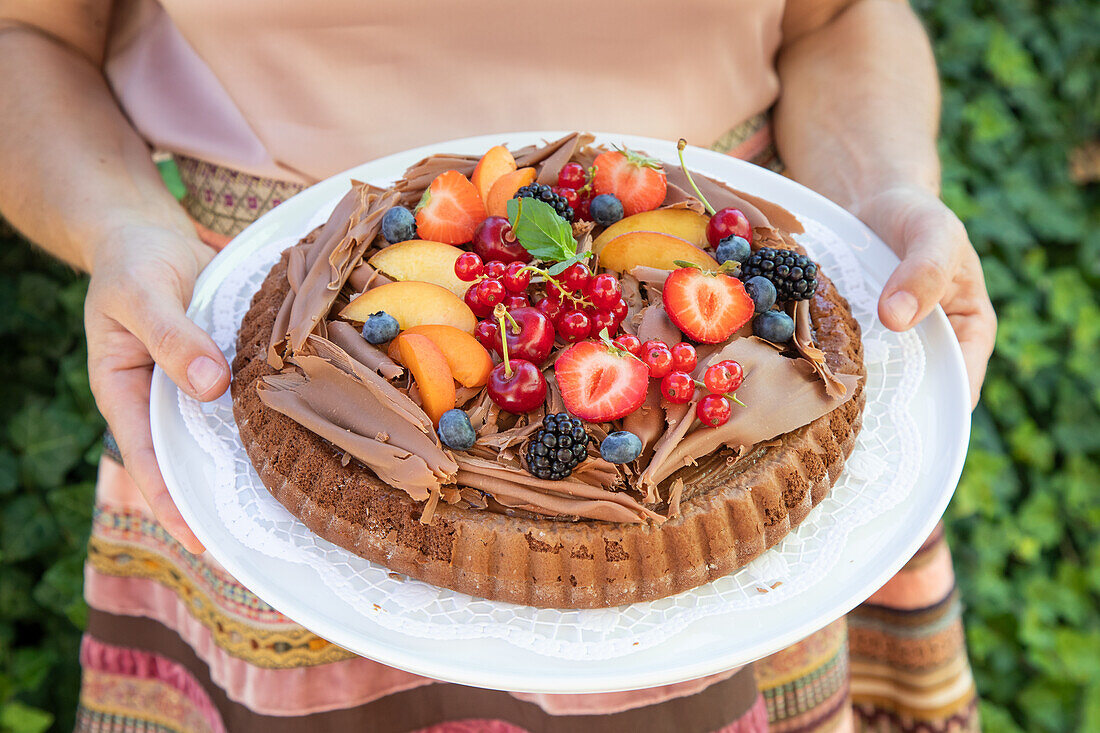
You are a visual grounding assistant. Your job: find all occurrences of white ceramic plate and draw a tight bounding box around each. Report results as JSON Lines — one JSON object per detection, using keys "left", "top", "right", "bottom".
{"left": 151, "top": 132, "right": 970, "bottom": 693}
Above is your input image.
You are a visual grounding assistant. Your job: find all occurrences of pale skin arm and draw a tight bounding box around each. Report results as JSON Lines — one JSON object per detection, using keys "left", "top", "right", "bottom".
{"left": 777, "top": 0, "right": 997, "bottom": 406}
{"left": 0, "top": 2, "right": 224, "bottom": 552}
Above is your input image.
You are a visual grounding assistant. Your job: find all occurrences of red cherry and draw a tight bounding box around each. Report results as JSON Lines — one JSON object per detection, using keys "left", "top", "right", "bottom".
{"left": 502, "top": 262, "right": 531, "bottom": 293}
{"left": 476, "top": 278, "right": 505, "bottom": 307}
{"left": 558, "top": 162, "right": 587, "bottom": 190}
{"left": 454, "top": 252, "right": 484, "bottom": 282}
{"left": 613, "top": 334, "right": 642, "bottom": 356}
{"left": 557, "top": 309, "right": 591, "bottom": 342}
{"left": 560, "top": 263, "right": 591, "bottom": 292}
{"left": 586, "top": 274, "right": 622, "bottom": 309}
{"left": 696, "top": 394, "right": 732, "bottom": 427}
{"left": 536, "top": 296, "right": 562, "bottom": 321}
{"left": 706, "top": 208, "right": 753, "bottom": 248}
{"left": 464, "top": 285, "right": 492, "bottom": 318}
{"left": 660, "top": 371, "right": 696, "bottom": 404}
{"left": 474, "top": 320, "right": 500, "bottom": 350}
{"left": 503, "top": 294, "right": 530, "bottom": 309}
{"left": 484, "top": 260, "right": 506, "bottom": 279}
{"left": 670, "top": 342, "right": 697, "bottom": 372}
{"left": 498, "top": 307, "right": 555, "bottom": 364}
{"left": 703, "top": 362, "right": 739, "bottom": 394}
{"left": 643, "top": 342, "right": 674, "bottom": 378}
{"left": 718, "top": 360, "right": 744, "bottom": 392}
{"left": 590, "top": 309, "right": 618, "bottom": 336}
{"left": 487, "top": 359, "right": 547, "bottom": 414}
{"left": 472, "top": 216, "right": 531, "bottom": 263}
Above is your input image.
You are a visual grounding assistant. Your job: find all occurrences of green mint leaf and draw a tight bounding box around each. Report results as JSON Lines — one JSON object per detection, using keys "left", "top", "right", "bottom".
{"left": 506, "top": 198, "right": 577, "bottom": 262}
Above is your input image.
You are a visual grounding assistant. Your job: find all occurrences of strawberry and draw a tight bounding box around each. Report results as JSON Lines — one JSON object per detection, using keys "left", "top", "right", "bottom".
{"left": 592, "top": 147, "right": 667, "bottom": 217}
{"left": 662, "top": 267, "right": 754, "bottom": 343}
{"left": 414, "top": 170, "right": 487, "bottom": 244}
{"left": 553, "top": 340, "right": 649, "bottom": 422}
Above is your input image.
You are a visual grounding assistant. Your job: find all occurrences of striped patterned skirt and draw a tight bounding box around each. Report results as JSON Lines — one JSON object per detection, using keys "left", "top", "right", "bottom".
{"left": 78, "top": 118, "right": 979, "bottom": 732}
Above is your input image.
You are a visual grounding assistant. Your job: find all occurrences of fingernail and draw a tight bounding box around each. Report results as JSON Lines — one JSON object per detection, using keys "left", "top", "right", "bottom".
{"left": 187, "top": 356, "right": 224, "bottom": 396}
{"left": 884, "top": 291, "right": 918, "bottom": 327}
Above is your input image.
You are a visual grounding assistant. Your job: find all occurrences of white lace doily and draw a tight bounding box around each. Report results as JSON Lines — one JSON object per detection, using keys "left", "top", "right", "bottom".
{"left": 181, "top": 215, "right": 922, "bottom": 660}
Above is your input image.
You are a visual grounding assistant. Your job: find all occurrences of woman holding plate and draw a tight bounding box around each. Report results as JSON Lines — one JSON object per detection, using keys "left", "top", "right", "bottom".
{"left": 0, "top": 0, "right": 995, "bottom": 730}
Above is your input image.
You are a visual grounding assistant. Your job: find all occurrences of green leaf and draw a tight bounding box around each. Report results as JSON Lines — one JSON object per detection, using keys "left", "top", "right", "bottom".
{"left": 0, "top": 701, "right": 53, "bottom": 733}
{"left": 506, "top": 198, "right": 577, "bottom": 263}
{"left": 8, "top": 402, "right": 97, "bottom": 488}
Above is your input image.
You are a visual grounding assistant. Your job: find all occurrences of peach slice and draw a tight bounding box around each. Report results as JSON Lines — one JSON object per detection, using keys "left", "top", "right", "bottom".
{"left": 400, "top": 325, "right": 492, "bottom": 388}
{"left": 396, "top": 333, "right": 456, "bottom": 425}
{"left": 597, "top": 231, "right": 719, "bottom": 274}
{"left": 592, "top": 209, "right": 710, "bottom": 253}
{"left": 368, "top": 240, "right": 469, "bottom": 297}
{"left": 471, "top": 145, "right": 517, "bottom": 203}
{"left": 340, "top": 281, "right": 477, "bottom": 333}
{"left": 485, "top": 167, "right": 537, "bottom": 218}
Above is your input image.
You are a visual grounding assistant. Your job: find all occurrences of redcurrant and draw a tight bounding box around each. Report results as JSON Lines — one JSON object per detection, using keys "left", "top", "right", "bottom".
{"left": 557, "top": 162, "right": 587, "bottom": 190}
{"left": 696, "top": 394, "right": 732, "bottom": 427}
{"left": 454, "top": 252, "right": 484, "bottom": 282}
{"left": 560, "top": 262, "right": 591, "bottom": 292}
{"left": 612, "top": 333, "right": 642, "bottom": 356}
{"left": 536, "top": 296, "right": 562, "bottom": 321}
{"left": 670, "top": 342, "right": 697, "bottom": 372}
{"left": 590, "top": 309, "right": 618, "bottom": 336}
{"left": 557, "top": 310, "right": 591, "bottom": 343}
{"left": 483, "top": 260, "right": 506, "bottom": 280}
{"left": 586, "top": 273, "right": 622, "bottom": 310}
{"left": 643, "top": 342, "right": 674, "bottom": 378}
{"left": 476, "top": 278, "right": 505, "bottom": 307}
{"left": 660, "top": 371, "right": 696, "bottom": 404}
{"left": 703, "top": 363, "right": 737, "bottom": 394}
{"left": 474, "top": 320, "right": 500, "bottom": 351}
{"left": 502, "top": 262, "right": 531, "bottom": 293}
{"left": 503, "top": 294, "right": 530, "bottom": 310}
{"left": 464, "top": 285, "right": 492, "bottom": 317}
{"left": 718, "top": 360, "right": 744, "bottom": 392}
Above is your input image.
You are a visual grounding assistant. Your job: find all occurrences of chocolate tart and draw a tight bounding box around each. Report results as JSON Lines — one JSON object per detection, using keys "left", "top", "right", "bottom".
{"left": 231, "top": 249, "right": 865, "bottom": 609}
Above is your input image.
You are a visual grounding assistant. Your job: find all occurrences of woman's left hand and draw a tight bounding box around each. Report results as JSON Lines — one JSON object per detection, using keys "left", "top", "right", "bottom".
{"left": 853, "top": 184, "right": 997, "bottom": 408}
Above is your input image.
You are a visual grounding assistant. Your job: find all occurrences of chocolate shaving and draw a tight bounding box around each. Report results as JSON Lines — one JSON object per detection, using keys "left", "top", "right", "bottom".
{"left": 792, "top": 300, "right": 847, "bottom": 399}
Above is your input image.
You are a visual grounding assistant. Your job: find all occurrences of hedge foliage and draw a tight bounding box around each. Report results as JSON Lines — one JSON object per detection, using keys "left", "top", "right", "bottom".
{"left": 0, "top": 1, "right": 1097, "bottom": 730}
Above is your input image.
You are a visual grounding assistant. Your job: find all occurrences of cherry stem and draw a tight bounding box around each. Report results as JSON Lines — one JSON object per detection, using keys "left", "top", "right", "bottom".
{"left": 503, "top": 308, "right": 521, "bottom": 335}
{"left": 676, "top": 139, "right": 716, "bottom": 216}
{"left": 493, "top": 304, "right": 513, "bottom": 377}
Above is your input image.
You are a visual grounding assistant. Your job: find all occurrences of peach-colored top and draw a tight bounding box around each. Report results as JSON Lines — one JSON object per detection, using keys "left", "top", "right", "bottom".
{"left": 104, "top": 0, "right": 784, "bottom": 184}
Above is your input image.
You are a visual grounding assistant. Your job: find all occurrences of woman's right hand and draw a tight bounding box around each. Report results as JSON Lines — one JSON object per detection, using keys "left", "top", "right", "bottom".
{"left": 85, "top": 223, "right": 230, "bottom": 554}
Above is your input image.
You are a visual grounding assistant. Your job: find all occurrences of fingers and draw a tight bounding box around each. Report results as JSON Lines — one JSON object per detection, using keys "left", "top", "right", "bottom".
{"left": 89, "top": 355, "right": 206, "bottom": 554}
{"left": 878, "top": 207, "right": 967, "bottom": 331}
{"left": 116, "top": 289, "right": 230, "bottom": 403}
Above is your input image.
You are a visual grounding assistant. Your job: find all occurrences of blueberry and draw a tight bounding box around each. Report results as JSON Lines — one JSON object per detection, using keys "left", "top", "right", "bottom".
{"left": 599, "top": 431, "right": 643, "bottom": 464}
{"left": 589, "top": 194, "right": 624, "bottom": 227}
{"left": 753, "top": 310, "right": 795, "bottom": 343}
{"left": 744, "top": 275, "right": 777, "bottom": 313}
{"left": 715, "top": 235, "right": 751, "bottom": 265}
{"left": 361, "top": 311, "right": 399, "bottom": 344}
{"left": 380, "top": 206, "right": 416, "bottom": 244}
{"left": 437, "top": 409, "right": 476, "bottom": 451}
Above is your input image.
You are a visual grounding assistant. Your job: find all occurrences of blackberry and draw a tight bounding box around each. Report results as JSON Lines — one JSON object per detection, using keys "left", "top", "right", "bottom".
{"left": 513, "top": 183, "right": 574, "bottom": 222}
{"left": 740, "top": 247, "right": 818, "bottom": 301}
{"left": 525, "top": 412, "right": 590, "bottom": 480}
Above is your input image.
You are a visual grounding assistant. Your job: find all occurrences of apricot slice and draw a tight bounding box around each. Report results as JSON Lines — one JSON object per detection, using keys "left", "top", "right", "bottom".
{"left": 593, "top": 209, "right": 710, "bottom": 253}
{"left": 471, "top": 145, "right": 517, "bottom": 203}
{"left": 400, "top": 325, "right": 492, "bottom": 388}
{"left": 368, "top": 240, "right": 469, "bottom": 297}
{"left": 396, "top": 333, "right": 456, "bottom": 425}
{"left": 340, "top": 281, "right": 477, "bottom": 333}
{"left": 485, "top": 167, "right": 537, "bottom": 218}
{"left": 597, "top": 231, "right": 719, "bottom": 274}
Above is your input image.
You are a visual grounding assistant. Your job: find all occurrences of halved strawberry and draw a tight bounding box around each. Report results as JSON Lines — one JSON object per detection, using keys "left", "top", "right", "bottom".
{"left": 662, "top": 267, "right": 753, "bottom": 343}
{"left": 414, "top": 170, "right": 487, "bottom": 244}
{"left": 592, "top": 147, "right": 668, "bottom": 217}
{"left": 553, "top": 340, "right": 649, "bottom": 422}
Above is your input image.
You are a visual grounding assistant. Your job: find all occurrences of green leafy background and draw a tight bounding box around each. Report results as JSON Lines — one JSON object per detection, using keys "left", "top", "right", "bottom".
{"left": 0, "top": 2, "right": 1097, "bottom": 729}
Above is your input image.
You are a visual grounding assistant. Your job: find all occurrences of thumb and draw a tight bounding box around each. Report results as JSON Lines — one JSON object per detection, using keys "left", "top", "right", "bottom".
{"left": 877, "top": 207, "right": 967, "bottom": 332}
{"left": 122, "top": 292, "right": 230, "bottom": 402}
